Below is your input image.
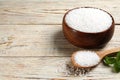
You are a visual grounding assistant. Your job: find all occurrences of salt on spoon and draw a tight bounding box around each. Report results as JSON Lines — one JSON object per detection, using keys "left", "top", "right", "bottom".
{"left": 71, "top": 47, "right": 120, "bottom": 68}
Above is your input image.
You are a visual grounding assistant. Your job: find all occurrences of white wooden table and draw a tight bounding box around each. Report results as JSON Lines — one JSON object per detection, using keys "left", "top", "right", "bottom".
{"left": 0, "top": 0, "right": 120, "bottom": 80}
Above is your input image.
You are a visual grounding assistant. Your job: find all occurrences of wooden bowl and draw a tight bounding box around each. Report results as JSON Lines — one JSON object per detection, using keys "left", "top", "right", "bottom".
{"left": 62, "top": 7, "right": 115, "bottom": 49}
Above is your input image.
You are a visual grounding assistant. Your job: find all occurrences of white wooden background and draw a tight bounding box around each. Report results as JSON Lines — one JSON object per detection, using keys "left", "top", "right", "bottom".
{"left": 0, "top": 0, "right": 120, "bottom": 80}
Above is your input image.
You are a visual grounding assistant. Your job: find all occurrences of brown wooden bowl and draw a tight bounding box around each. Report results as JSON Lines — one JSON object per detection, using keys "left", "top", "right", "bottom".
{"left": 62, "top": 7, "right": 115, "bottom": 49}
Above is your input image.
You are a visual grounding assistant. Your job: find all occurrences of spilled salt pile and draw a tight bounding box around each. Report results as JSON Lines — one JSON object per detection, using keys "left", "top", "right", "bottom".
{"left": 74, "top": 51, "right": 100, "bottom": 67}
{"left": 65, "top": 8, "right": 112, "bottom": 33}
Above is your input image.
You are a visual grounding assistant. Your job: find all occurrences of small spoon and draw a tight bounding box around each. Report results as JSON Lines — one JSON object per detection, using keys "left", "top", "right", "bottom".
{"left": 71, "top": 47, "right": 120, "bottom": 68}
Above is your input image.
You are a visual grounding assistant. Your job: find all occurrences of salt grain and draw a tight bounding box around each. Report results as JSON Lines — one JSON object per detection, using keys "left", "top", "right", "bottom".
{"left": 66, "top": 63, "right": 91, "bottom": 76}
{"left": 74, "top": 51, "right": 100, "bottom": 67}
{"left": 65, "top": 8, "right": 112, "bottom": 33}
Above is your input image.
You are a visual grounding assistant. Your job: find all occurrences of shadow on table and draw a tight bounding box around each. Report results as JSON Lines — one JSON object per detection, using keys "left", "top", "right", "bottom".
{"left": 53, "top": 30, "right": 79, "bottom": 56}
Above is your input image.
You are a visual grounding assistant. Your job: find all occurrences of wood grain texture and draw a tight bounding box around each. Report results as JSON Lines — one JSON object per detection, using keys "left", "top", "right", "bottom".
{"left": 0, "top": 0, "right": 120, "bottom": 80}
{"left": 0, "top": 25, "right": 119, "bottom": 56}
{"left": 0, "top": 0, "right": 120, "bottom": 25}
{"left": 0, "top": 25, "right": 78, "bottom": 56}
{"left": 0, "top": 57, "right": 120, "bottom": 80}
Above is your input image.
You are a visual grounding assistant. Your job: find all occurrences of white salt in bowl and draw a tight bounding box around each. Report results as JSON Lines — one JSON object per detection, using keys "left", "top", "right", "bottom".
{"left": 62, "top": 7, "right": 115, "bottom": 49}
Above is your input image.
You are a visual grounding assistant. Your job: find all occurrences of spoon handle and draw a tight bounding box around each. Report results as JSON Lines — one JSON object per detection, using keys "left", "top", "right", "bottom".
{"left": 97, "top": 47, "right": 120, "bottom": 59}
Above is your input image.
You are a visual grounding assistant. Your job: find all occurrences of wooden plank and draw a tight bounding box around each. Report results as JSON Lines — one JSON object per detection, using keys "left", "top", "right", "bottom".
{"left": 0, "top": 0, "right": 120, "bottom": 25}
{"left": 0, "top": 25, "right": 78, "bottom": 56}
{"left": 0, "top": 25, "right": 120, "bottom": 56}
{"left": 0, "top": 57, "right": 119, "bottom": 80}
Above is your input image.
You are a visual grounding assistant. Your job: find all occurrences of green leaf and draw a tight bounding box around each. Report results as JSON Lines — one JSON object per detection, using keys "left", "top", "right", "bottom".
{"left": 116, "top": 52, "right": 120, "bottom": 61}
{"left": 103, "top": 51, "right": 120, "bottom": 73}
{"left": 114, "top": 52, "right": 120, "bottom": 72}
{"left": 114, "top": 61, "right": 120, "bottom": 72}
{"left": 104, "top": 56, "right": 116, "bottom": 65}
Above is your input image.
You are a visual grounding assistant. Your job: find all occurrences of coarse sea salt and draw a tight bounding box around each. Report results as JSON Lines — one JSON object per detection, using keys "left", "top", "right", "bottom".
{"left": 65, "top": 8, "right": 112, "bottom": 33}
{"left": 74, "top": 51, "right": 100, "bottom": 67}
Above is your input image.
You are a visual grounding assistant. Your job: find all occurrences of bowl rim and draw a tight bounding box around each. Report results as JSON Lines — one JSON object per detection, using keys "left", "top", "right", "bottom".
{"left": 63, "top": 7, "right": 115, "bottom": 34}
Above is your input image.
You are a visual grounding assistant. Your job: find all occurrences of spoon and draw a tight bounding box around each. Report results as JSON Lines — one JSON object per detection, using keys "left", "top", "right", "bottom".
{"left": 71, "top": 47, "right": 120, "bottom": 68}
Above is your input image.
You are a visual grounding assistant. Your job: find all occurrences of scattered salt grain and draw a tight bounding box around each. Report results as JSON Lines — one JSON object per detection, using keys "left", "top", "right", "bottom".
{"left": 66, "top": 63, "right": 91, "bottom": 76}
{"left": 65, "top": 8, "right": 112, "bottom": 33}
{"left": 74, "top": 51, "right": 100, "bottom": 67}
